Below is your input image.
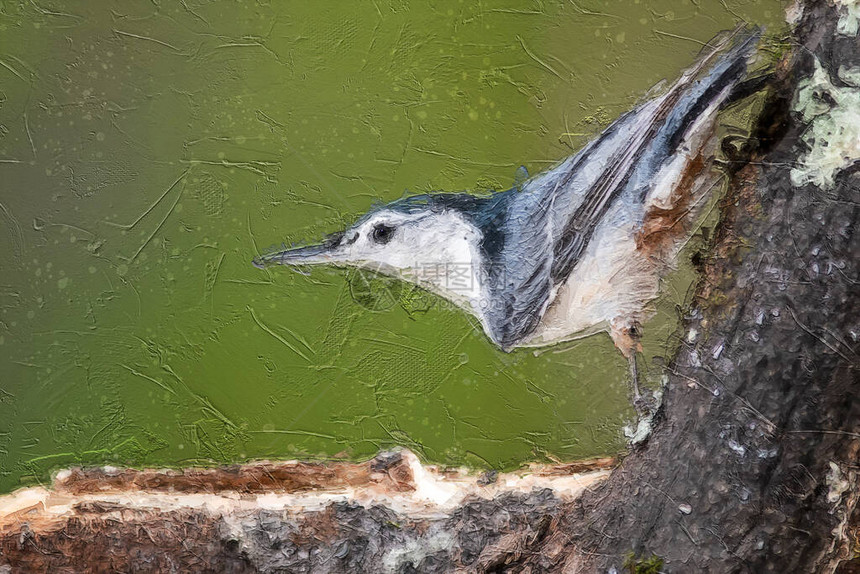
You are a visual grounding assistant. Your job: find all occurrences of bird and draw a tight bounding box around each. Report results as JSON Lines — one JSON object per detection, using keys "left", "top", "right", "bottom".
{"left": 253, "top": 28, "right": 761, "bottom": 417}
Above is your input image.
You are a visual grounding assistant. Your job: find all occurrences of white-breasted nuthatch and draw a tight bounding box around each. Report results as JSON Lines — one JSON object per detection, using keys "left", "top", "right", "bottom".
{"left": 254, "top": 28, "right": 761, "bottom": 413}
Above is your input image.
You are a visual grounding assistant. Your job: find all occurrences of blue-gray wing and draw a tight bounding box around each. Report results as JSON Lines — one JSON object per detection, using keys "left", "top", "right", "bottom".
{"left": 480, "top": 108, "right": 646, "bottom": 349}
{"left": 482, "top": 27, "right": 760, "bottom": 349}
{"left": 480, "top": 182, "right": 554, "bottom": 350}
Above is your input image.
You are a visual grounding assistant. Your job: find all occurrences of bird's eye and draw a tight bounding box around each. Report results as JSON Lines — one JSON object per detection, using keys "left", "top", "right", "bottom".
{"left": 371, "top": 223, "right": 395, "bottom": 244}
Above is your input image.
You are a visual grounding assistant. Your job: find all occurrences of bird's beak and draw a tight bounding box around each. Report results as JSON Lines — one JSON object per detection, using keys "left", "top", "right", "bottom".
{"left": 253, "top": 232, "right": 345, "bottom": 269}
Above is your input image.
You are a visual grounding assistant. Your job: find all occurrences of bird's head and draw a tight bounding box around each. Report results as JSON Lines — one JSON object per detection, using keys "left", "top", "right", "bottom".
{"left": 254, "top": 195, "right": 489, "bottom": 304}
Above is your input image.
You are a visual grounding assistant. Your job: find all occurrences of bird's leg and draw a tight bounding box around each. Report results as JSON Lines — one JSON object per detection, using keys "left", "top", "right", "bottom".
{"left": 628, "top": 351, "right": 642, "bottom": 405}
{"left": 627, "top": 350, "right": 655, "bottom": 420}
{"left": 609, "top": 319, "right": 653, "bottom": 421}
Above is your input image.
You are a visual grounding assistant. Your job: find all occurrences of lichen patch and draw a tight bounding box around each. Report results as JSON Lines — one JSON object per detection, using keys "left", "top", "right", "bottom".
{"left": 834, "top": 0, "right": 860, "bottom": 35}
{"left": 790, "top": 57, "right": 860, "bottom": 189}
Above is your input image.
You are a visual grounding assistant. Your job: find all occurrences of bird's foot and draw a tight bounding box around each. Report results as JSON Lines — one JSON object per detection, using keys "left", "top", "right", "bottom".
{"left": 633, "top": 393, "right": 656, "bottom": 419}
{"left": 626, "top": 358, "right": 662, "bottom": 445}
{"left": 626, "top": 389, "right": 661, "bottom": 445}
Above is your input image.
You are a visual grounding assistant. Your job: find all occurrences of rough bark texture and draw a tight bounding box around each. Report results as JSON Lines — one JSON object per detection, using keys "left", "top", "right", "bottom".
{"left": 1, "top": 1, "right": 858, "bottom": 573}
{"left": 0, "top": 492, "right": 564, "bottom": 573}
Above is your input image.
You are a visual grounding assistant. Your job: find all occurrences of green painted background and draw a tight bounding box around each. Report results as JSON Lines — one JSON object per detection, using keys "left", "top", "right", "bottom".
{"left": 0, "top": 0, "right": 785, "bottom": 493}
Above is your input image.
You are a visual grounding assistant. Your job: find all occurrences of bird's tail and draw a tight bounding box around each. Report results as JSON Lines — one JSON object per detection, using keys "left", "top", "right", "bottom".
{"left": 549, "top": 27, "right": 762, "bottom": 282}
{"left": 629, "top": 27, "right": 764, "bottom": 260}
{"left": 650, "top": 26, "right": 763, "bottom": 163}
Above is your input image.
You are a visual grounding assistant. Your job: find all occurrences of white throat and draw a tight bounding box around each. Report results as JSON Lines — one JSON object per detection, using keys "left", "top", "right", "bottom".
{"left": 391, "top": 213, "right": 486, "bottom": 311}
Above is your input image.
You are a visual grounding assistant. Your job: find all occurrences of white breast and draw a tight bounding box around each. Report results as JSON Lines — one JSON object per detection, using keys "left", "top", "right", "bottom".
{"left": 523, "top": 202, "right": 659, "bottom": 347}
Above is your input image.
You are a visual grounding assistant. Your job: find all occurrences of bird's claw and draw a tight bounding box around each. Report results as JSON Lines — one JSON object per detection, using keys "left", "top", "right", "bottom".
{"left": 633, "top": 394, "right": 654, "bottom": 419}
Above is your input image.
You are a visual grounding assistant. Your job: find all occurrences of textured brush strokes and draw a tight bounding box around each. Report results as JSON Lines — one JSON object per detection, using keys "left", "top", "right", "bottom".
{"left": 0, "top": 1, "right": 786, "bottom": 493}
